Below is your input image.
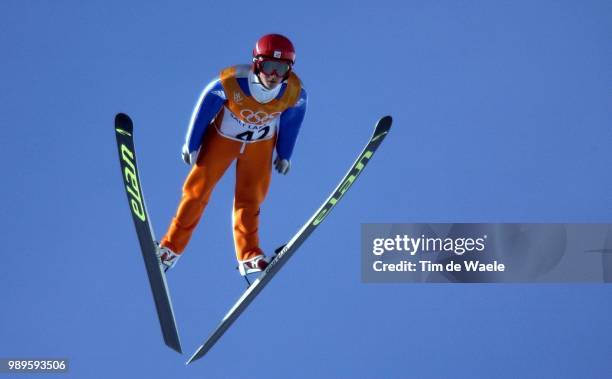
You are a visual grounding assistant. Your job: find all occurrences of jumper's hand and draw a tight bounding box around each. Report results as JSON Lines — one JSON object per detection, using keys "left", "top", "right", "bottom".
{"left": 182, "top": 145, "right": 198, "bottom": 166}
{"left": 274, "top": 157, "right": 290, "bottom": 175}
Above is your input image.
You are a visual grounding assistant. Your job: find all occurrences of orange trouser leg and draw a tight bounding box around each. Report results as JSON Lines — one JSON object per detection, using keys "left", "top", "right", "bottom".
{"left": 233, "top": 138, "right": 275, "bottom": 261}
{"left": 160, "top": 129, "right": 239, "bottom": 253}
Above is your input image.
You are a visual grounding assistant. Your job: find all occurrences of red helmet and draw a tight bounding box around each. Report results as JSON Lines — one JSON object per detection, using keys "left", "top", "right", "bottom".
{"left": 252, "top": 34, "right": 296, "bottom": 64}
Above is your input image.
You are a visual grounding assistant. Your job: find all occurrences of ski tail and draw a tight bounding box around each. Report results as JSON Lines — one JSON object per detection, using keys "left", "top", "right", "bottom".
{"left": 115, "top": 113, "right": 182, "bottom": 353}
{"left": 186, "top": 115, "right": 392, "bottom": 364}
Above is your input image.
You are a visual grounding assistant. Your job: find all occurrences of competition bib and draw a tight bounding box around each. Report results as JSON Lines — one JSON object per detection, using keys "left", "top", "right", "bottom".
{"left": 217, "top": 106, "right": 279, "bottom": 142}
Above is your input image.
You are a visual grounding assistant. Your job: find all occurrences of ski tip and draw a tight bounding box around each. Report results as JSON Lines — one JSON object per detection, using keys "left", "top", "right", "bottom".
{"left": 372, "top": 115, "right": 392, "bottom": 140}
{"left": 114, "top": 113, "right": 134, "bottom": 131}
{"left": 378, "top": 115, "right": 392, "bottom": 128}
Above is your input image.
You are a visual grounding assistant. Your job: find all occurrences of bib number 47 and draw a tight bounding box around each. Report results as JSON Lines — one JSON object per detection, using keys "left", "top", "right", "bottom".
{"left": 236, "top": 125, "right": 270, "bottom": 142}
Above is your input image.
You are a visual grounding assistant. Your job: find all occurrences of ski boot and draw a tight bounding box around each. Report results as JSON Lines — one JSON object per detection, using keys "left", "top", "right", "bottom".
{"left": 238, "top": 254, "right": 270, "bottom": 276}
{"left": 156, "top": 243, "right": 181, "bottom": 272}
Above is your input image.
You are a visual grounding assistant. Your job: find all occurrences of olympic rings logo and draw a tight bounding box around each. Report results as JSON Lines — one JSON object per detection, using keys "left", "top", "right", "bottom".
{"left": 239, "top": 109, "right": 281, "bottom": 126}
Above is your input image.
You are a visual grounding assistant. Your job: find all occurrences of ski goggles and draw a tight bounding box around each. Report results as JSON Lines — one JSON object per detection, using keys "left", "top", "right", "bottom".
{"left": 257, "top": 59, "right": 292, "bottom": 77}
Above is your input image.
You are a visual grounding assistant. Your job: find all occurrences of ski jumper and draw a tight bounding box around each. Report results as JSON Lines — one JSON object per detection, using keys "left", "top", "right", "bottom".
{"left": 160, "top": 64, "right": 307, "bottom": 261}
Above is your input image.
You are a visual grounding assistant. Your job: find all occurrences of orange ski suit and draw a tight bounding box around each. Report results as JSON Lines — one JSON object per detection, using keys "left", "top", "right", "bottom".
{"left": 160, "top": 66, "right": 302, "bottom": 261}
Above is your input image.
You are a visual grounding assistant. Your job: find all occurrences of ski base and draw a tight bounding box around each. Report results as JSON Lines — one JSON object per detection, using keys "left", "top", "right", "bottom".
{"left": 115, "top": 113, "right": 182, "bottom": 354}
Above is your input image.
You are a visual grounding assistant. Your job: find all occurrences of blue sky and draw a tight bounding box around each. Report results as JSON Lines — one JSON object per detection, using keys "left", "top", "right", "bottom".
{"left": 1, "top": 0, "right": 611, "bottom": 378}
